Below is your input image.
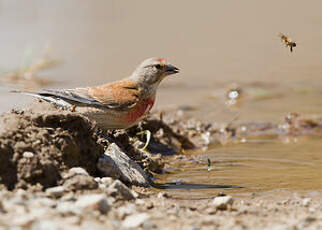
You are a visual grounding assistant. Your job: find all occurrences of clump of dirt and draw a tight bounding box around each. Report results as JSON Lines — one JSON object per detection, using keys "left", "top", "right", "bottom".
{"left": 0, "top": 103, "right": 103, "bottom": 190}
{"left": 95, "top": 113, "right": 197, "bottom": 175}
{"left": 0, "top": 102, "right": 198, "bottom": 190}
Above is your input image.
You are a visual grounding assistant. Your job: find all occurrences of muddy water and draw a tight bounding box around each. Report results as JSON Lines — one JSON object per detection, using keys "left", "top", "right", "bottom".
{"left": 155, "top": 136, "right": 322, "bottom": 198}
{"left": 1, "top": 1, "right": 322, "bottom": 197}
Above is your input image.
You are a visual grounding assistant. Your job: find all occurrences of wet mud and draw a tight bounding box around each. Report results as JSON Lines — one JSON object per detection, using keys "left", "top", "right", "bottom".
{"left": 0, "top": 103, "right": 103, "bottom": 189}
{"left": 0, "top": 102, "right": 196, "bottom": 190}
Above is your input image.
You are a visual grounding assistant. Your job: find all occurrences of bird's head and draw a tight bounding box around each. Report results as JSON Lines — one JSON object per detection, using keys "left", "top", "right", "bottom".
{"left": 130, "top": 57, "right": 179, "bottom": 86}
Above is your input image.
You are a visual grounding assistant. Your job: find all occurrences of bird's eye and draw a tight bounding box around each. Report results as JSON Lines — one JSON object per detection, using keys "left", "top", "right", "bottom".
{"left": 155, "top": 64, "right": 162, "bottom": 70}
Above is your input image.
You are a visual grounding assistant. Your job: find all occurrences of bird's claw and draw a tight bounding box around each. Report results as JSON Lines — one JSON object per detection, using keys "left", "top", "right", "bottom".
{"left": 137, "top": 130, "right": 151, "bottom": 150}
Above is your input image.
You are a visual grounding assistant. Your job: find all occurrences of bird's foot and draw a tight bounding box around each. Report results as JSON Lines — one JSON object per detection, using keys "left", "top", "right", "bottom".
{"left": 70, "top": 105, "right": 77, "bottom": 112}
{"left": 137, "top": 130, "right": 151, "bottom": 150}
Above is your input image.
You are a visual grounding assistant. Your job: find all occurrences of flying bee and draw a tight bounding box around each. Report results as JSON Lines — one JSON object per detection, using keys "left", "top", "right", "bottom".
{"left": 279, "top": 33, "right": 296, "bottom": 52}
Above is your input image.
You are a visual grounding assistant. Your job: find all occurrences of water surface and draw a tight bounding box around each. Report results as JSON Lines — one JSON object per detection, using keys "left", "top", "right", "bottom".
{"left": 155, "top": 136, "right": 322, "bottom": 198}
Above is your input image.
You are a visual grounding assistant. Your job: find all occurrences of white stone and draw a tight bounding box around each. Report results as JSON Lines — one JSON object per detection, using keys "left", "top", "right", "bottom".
{"left": 32, "top": 198, "right": 56, "bottom": 208}
{"left": 302, "top": 198, "right": 312, "bottom": 207}
{"left": 100, "top": 177, "right": 113, "bottom": 186}
{"left": 117, "top": 203, "right": 137, "bottom": 219}
{"left": 122, "top": 213, "right": 150, "bottom": 228}
{"left": 45, "top": 186, "right": 65, "bottom": 198}
{"left": 68, "top": 167, "right": 89, "bottom": 176}
{"left": 31, "top": 219, "right": 60, "bottom": 230}
{"left": 212, "top": 196, "right": 234, "bottom": 210}
{"left": 75, "top": 194, "right": 109, "bottom": 214}
{"left": 135, "top": 199, "right": 145, "bottom": 205}
{"left": 107, "top": 180, "right": 135, "bottom": 200}
{"left": 23, "top": 151, "right": 34, "bottom": 158}
{"left": 56, "top": 201, "right": 81, "bottom": 216}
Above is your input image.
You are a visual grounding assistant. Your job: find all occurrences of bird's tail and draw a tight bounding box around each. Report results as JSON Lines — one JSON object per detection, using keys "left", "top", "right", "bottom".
{"left": 11, "top": 90, "right": 44, "bottom": 99}
{"left": 11, "top": 90, "right": 72, "bottom": 107}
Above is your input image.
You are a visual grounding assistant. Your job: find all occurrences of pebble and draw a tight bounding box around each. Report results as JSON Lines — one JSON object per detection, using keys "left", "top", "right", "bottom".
{"left": 10, "top": 197, "right": 27, "bottom": 206}
{"left": 106, "top": 197, "right": 116, "bottom": 206}
{"left": 296, "top": 216, "right": 316, "bottom": 229}
{"left": 31, "top": 219, "right": 60, "bottom": 230}
{"left": 0, "top": 201, "right": 5, "bottom": 213}
{"left": 32, "top": 198, "right": 56, "bottom": 208}
{"left": 45, "top": 186, "right": 65, "bottom": 198}
{"left": 212, "top": 196, "right": 234, "bottom": 210}
{"left": 13, "top": 214, "right": 36, "bottom": 226}
{"left": 64, "top": 216, "right": 80, "bottom": 225}
{"left": 56, "top": 201, "right": 81, "bottom": 216}
{"left": 107, "top": 180, "right": 136, "bottom": 200}
{"left": 182, "top": 225, "right": 200, "bottom": 230}
{"left": 309, "top": 207, "right": 316, "bottom": 213}
{"left": 81, "top": 220, "right": 109, "bottom": 230}
{"left": 100, "top": 177, "right": 114, "bottom": 186}
{"left": 142, "top": 220, "right": 157, "bottom": 229}
{"left": 3, "top": 200, "right": 26, "bottom": 214}
{"left": 94, "top": 177, "right": 101, "bottom": 183}
{"left": 16, "top": 189, "right": 28, "bottom": 199}
{"left": 23, "top": 151, "right": 34, "bottom": 158}
{"left": 268, "top": 225, "right": 295, "bottom": 230}
{"left": 97, "top": 177, "right": 114, "bottom": 189}
{"left": 135, "top": 199, "right": 145, "bottom": 205}
{"left": 157, "top": 192, "right": 170, "bottom": 199}
{"left": 60, "top": 192, "right": 76, "bottom": 202}
{"left": 62, "top": 174, "right": 98, "bottom": 191}
{"left": 68, "top": 167, "right": 89, "bottom": 176}
{"left": 302, "top": 198, "right": 312, "bottom": 207}
{"left": 75, "top": 194, "right": 109, "bottom": 214}
{"left": 122, "top": 213, "right": 151, "bottom": 228}
{"left": 117, "top": 203, "right": 137, "bottom": 219}
{"left": 98, "top": 184, "right": 106, "bottom": 189}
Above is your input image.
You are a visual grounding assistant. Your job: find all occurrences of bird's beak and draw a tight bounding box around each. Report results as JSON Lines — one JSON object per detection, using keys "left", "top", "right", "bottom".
{"left": 165, "top": 64, "right": 179, "bottom": 75}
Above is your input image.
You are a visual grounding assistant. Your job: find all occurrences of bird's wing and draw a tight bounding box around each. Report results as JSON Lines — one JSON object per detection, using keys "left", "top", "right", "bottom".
{"left": 39, "top": 88, "right": 100, "bottom": 105}
{"left": 26, "top": 79, "right": 140, "bottom": 110}
{"left": 88, "top": 79, "right": 140, "bottom": 110}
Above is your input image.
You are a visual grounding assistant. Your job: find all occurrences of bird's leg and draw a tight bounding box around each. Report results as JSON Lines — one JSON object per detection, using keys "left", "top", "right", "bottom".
{"left": 137, "top": 130, "right": 151, "bottom": 150}
{"left": 71, "top": 105, "right": 77, "bottom": 112}
{"left": 207, "top": 158, "right": 212, "bottom": 171}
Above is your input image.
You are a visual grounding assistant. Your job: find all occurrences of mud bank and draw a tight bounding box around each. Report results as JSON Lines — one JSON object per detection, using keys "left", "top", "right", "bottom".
{"left": 0, "top": 102, "right": 196, "bottom": 190}
{"left": 0, "top": 106, "right": 102, "bottom": 189}
{"left": 1, "top": 102, "right": 322, "bottom": 190}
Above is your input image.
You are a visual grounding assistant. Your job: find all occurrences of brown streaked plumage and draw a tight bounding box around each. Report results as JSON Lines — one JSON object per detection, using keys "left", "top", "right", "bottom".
{"left": 88, "top": 79, "right": 140, "bottom": 110}
{"left": 13, "top": 57, "right": 179, "bottom": 129}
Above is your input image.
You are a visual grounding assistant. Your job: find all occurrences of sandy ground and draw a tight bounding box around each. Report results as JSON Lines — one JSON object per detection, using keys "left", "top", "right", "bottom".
{"left": 1, "top": 185, "right": 322, "bottom": 230}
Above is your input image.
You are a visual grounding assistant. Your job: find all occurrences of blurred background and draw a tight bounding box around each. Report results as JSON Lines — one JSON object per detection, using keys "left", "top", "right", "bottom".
{"left": 1, "top": 0, "right": 322, "bottom": 122}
